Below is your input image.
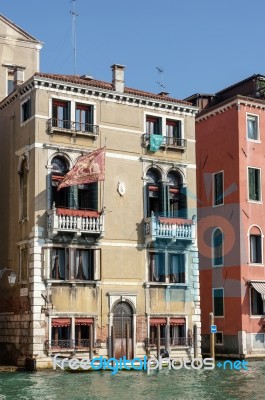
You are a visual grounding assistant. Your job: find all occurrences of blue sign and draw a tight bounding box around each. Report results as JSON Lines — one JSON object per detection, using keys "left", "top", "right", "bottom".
{"left": 211, "top": 325, "right": 217, "bottom": 333}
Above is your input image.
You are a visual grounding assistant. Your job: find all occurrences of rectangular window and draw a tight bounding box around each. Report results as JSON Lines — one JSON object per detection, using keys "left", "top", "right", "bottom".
{"left": 248, "top": 167, "right": 261, "bottom": 201}
{"left": 213, "top": 172, "right": 224, "bottom": 206}
{"left": 250, "top": 288, "right": 264, "bottom": 315}
{"left": 166, "top": 119, "right": 182, "bottom": 145}
{"left": 149, "top": 252, "right": 165, "bottom": 282}
{"left": 250, "top": 235, "right": 262, "bottom": 263}
{"left": 146, "top": 116, "right": 162, "bottom": 135}
{"left": 50, "top": 248, "right": 100, "bottom": 281}
{"left": 247, "top": 114, "right": 259, "bottom": 140}
{"left": 169, "top": 254, "right": 185, "bottom": 283}
{"left": 19, "top": 246, "right": 28, "bottom": 282}
{"left": 75, "top": 104, "right": 94, "bottom": 132}
{"left": 252, "top": 333, "right": 265, "bottom": 349}
{"left": 215, "top": 332, "right": 223, "bottom": 345}
{"left": 213, "top": 288, "right": 224, "bottom": 317}
{"left": 21, "top": 98, "right": 31, "bottom": 122}
{"left": 52, "top": 100, "right": 70, "bottom": 129}
{"left": 7, "top": 68, "right": 14, "bottom": 95}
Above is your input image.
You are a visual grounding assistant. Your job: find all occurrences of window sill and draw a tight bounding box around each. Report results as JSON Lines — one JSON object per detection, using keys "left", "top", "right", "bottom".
{"left": 145, "top": 282, "right": 189, "bottom": 288}
{"left": 250, "top": 315, "right": 265, "bottom": 318}
{"left": 212, "top": 203, "right": 224, "bottom": 208}
{"left": 247, "top": 200, "right": 263, "bottom": 204}
{"left": 45, "top": 279, "right": 101, "bottom": 286}
{"left": 212, "top": 264, "right": 224, "bottom": 268}
{"left": 248, "top": 263, "right": 264, "bottom": 267}
{"left": 247, "top": 139, "right": 261, "bottom": 143}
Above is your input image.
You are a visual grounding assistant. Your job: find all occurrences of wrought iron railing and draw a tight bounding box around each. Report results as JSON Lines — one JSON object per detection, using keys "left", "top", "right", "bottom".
{"left": 44, "top": 339, "right": 102, "bottom": 350}
{"left": 142, "top": 133, "right": 187, "bottom": 150}
{"left": 47, "top": 118, "right": 99, "bottom": 136}
{"left": 144, "top": 337, "right": 192, "bottom": 348}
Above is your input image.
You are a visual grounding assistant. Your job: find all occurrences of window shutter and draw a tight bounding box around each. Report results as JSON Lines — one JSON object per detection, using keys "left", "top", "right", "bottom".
{"left": 248, "top": 168, "right": 256, "bottom": 200}
{"left": 93, "top": 248, "right": 101, "bottom": 280}
{"left": 178, "top": 186, "right": 187, "bottom": 218}
{"left": 42, "top": 247, "right": 51, "bottom": 280}
{"left": 69, "top": 186, "right": 78, "bottom": 209}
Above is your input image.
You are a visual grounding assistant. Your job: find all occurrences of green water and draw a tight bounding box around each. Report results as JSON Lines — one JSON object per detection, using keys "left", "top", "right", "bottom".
{"left": 0, "top": 361, "right": 264, "bottom": 400}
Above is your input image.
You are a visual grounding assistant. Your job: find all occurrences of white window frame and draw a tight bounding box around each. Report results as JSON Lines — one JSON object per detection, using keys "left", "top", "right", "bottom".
{"left": 248, "top": 225, "right": 263, "bottom": 265}
{"left": 144, "top": 112, "right": 184, "bottom": 139}
{"left": 212, "top": 170, "right": 224, "bottom": 207}
{"left": 247, "top": 166, "right": 262, "bottom": 203}
{"left": 20, "top": 96, "right": 31, "bottom": 125}
{"left": 212, "top": 228, "right": 224, "bottom": 267}
{"left": 212, "top": 287, "right": 224, "bottom": 318}
{"left": 246, "top": 113, "right": 260, "bottom": 142}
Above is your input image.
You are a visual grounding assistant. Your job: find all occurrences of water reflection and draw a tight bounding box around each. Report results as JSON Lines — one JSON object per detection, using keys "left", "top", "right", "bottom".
{"left": 0, "top": 361, "right": 264, "bottom": 400}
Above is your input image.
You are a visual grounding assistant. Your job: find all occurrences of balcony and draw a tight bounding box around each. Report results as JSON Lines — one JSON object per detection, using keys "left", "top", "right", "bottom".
{"left": 144, "top": 213, "right": 196, "bottom": 244}
{"left": 44, "top": 339, "right": 102, "bottom": 351}
{"left": 47, "top": 206, "right": 104, "bottom": 238}
{"left": 144, "top": 337, "right": 192, "bottom": 348}
{"left": 143, "top": 133, "right": 187, "bottom": 151}
{"left": 47, "top": 118, "right": 99, "bottom": 138}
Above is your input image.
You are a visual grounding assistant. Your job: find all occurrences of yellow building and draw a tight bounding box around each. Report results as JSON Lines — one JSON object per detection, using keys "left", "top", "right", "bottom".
{"left": 0, "top": 16, "right": 200, "bottom": 368}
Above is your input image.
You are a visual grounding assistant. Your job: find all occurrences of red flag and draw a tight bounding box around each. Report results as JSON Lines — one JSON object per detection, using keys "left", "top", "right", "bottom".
{"left": 57, "top": 147, "right": 106, "bottom": 191}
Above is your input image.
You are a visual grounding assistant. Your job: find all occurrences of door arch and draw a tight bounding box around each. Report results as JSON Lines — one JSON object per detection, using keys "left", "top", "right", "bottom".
{"left": 112, "top": 301, "right": 133, "bottom": 359}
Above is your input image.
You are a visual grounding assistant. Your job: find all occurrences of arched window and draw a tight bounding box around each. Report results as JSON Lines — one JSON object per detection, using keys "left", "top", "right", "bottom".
{"left": 146, "top": 168, "right": 161, "bottom": 217}
{"left": 167, "top": 170, "right": 187, "bottom": 218}
{"left": 51, "top": 156, "right": 70, "bottom": 209}
{"left": 51, "top": 155, "right": 98, "bottom": 211}
{"left": 212, "top": 228, "right": 223, "bottom": 266}
{"left": 249, "top": 226, "right": 262, "bottom": 264}
{"left": 19, "top": 158, "right": 28, "bottom": 220}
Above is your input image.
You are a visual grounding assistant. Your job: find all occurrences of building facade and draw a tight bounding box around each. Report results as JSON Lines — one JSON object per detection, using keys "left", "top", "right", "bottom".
{"left": 187, "top": 75, "right": 265, "bottom": 358}
{"left": 0, "top": 16, "right": 200, "bottom": 368}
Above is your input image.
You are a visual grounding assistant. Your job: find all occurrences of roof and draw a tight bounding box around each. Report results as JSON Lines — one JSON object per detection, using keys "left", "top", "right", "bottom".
{"left": 34, "top": 73, "right": 192, "bottom": 106}
{"left": 0, "top": 14, "right": 42, "bottom": 44}
{"left": 216, "top": 74, "right": 265, "bottom": 95}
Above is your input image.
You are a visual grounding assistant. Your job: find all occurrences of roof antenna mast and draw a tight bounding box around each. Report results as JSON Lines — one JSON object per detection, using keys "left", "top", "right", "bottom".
{"left": 70, "top": 0, "right": 78, "bottom": 75}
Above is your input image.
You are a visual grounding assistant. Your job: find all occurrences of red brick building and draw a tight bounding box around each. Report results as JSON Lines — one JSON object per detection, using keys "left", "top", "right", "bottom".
{"left": 186, "top": 75, "right": 265, "bottom": 357}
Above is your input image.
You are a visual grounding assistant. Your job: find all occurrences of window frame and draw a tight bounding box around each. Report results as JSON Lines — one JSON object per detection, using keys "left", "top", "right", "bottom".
{"left": 213, "top": 287, "right": 224, "bottom": 317}
{"left": 248, "top": 166, "right": 262, "bottom": 203}
{"left": 212, "top": 228, "right": 224, "bottom": 267}
{"left": 49, "top": 247, "right": 101, "bottom": 282}
{"left": 249, "top": 231, "right": 263, "bottom": 265}
{"left": 21, "top": 97, "right": 31, "bottom": 124}
{"left": 144, "top": 112, "right": 184, "bottom": 140}
{"left": 213, "top": 171, "right": 224, "bottom": 207}
{"left": 215, "top": 331, "right": 224, "bottom": 346}
{"left": 250, "top": 287, "right": 264, "bottom": 317}
{"left": 247, "top": 113, "right": 260, "bottom": 142}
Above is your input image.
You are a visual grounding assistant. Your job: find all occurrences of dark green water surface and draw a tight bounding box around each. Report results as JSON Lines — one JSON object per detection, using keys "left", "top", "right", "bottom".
{"left": 0, "top": 361, "right": 264, "bottom": 400}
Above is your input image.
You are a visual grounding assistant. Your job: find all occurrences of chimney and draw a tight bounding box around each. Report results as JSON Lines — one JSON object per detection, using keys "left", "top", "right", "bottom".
{"left": 14, "top": 67, "right": 24, "bottom": 88}
{"left": 111, "top": 64, "right": 126, "bottom": 93}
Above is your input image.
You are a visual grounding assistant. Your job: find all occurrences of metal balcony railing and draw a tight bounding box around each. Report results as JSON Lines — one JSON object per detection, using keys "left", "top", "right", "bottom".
{"left": 143, "top": 133, "right": 187, "bottom": 150}
{"left": 44, "top": 339, "right": 102, "bottom": 351}
{"left": 47, "top": 118, "right": 99, "bottom": 137}
{"left": 144, "top": 337, "right": 192, "bottom": 348}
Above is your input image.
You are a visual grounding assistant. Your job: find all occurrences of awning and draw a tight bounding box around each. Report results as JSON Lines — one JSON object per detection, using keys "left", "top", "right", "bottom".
{"left": 75, "top": 318, "right": 94, "bottom": 326}
{"left": 52, "top": 318, "right": 71, "bottom": 327}
{"left": 150, "top": 318, "right": 167, "bottom": 326}
{"left": 250, "top": 281, "right": 265, "bottom": 300}
{"left": 170, "top": 318, "right": 186, "bottom": 325}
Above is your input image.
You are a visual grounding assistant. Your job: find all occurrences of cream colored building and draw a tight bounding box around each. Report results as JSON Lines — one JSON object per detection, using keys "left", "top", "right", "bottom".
{"left": 0, "top": 16, "right": 200, "bottom": 368}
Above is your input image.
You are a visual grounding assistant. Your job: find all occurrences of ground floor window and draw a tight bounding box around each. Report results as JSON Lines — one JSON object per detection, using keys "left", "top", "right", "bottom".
{"left": 49, "top": 317, "right": 94, "bottom": 349}
{"left": 250, "top": 288, "right": 264, "bottom": 316}
{"left": 252, "top": 333, "right": 265, "bottom": 349}
{"left": 148, "top": 317, "right": 188, "bottom": 347}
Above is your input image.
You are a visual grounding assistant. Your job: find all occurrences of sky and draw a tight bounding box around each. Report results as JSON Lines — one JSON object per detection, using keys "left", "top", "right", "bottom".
{"left": 1, "top": 0, "right": 265, "bottom": 99}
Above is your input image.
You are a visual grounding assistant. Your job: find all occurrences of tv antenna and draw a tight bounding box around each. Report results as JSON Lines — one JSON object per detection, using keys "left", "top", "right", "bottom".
{"left": 70, "top": 0, "right": 78, "bottom": 74}
{"left": 156, "top": 66, "right": 166, "bottom": 90}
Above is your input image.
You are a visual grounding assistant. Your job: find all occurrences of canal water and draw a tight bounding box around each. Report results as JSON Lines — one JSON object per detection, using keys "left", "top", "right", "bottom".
{"left": 0, "top": 361, "right": 265, "bottom": 400}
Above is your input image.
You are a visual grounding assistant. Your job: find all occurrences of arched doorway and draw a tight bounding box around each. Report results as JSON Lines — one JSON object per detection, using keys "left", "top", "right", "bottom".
{"left": 112, "top": 301, "right": 133, "bottom": 359}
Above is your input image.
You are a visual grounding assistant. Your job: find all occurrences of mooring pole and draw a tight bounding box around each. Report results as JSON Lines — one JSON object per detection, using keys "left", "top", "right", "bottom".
{"left": 157, "top": 325, "right": 160, "bottom": 359}
{"left": 193, "top": 324, "right": 198, "bottom": 358}
{"left": 209, "top": 312, "right": 215, "bottom": 360}
{"left": 111, "top": 325, "right": 115, "bottom": 358}
{"left": 89, "top": 324, "right": 93, "bottom": 360}
{"left": 126, "top": 323, "right": 130, "bottom": 359}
